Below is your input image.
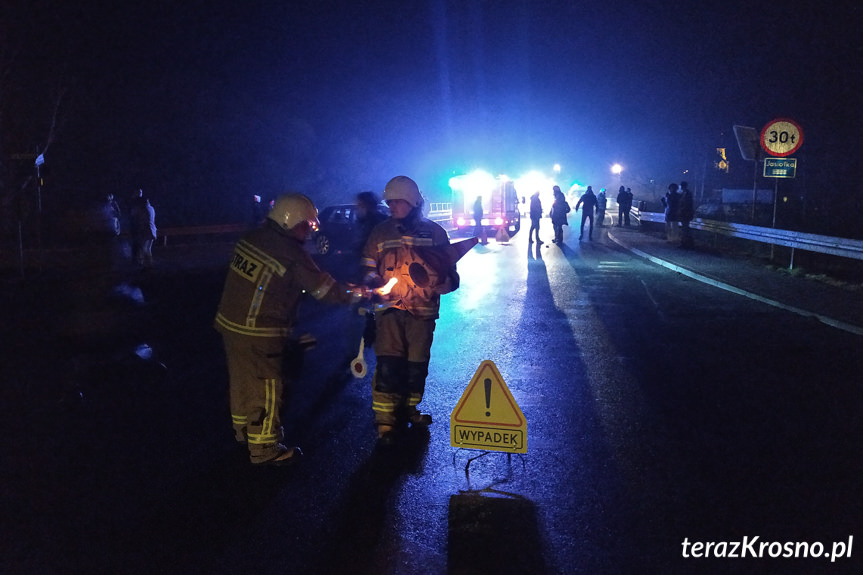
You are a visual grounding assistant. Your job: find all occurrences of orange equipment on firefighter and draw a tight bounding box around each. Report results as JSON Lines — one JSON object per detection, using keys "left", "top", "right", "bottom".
{"left": 406, "top": 237, "right": 478, "bottom": 289}
{"left": 361, "top": 176, "right": 470, "bottom": 445}
{"left": 215, "top": 193, "right": 371, "bottom": 466}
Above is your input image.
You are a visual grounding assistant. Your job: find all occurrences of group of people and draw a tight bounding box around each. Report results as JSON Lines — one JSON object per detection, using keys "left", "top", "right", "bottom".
{"left": 214, "top": 176, "right": 459, "bottom": 466}
{"left": 616, "top": 186, "right": 634, "bottom": 227}
{"left": 213, "top": 175, "right": 698, "bottom": 466}
{"left": 526, "top": 184, "right": 613, "bottom": 244}
{"left": 97, "top": 189, "right": 157, "bottom": 268}
{"left": 528, "top": 185, "right": 577, "bottom": 244}
{"left": 661, "top": 181, "right": 695, "bottom": 248}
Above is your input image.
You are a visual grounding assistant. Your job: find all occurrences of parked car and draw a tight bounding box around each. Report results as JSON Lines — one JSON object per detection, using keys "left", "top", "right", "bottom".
{"left": 311, "top": 202, "right": 389, "bottom": 256}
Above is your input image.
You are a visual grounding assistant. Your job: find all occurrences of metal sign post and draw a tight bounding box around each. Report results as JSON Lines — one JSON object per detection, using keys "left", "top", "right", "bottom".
{"left": 760, "top": 118, "right": 803, "bottom": 254}
{"left": 763, "top": 157, "right": 797, "bottom": 229}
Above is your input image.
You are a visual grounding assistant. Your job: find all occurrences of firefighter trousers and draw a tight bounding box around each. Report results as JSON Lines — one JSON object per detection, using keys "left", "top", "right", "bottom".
{"left": 371, "top": 309, "right": 436, "bottom": 427}
{"left": 221, "top": 335, "right": 291, "bottom": 463}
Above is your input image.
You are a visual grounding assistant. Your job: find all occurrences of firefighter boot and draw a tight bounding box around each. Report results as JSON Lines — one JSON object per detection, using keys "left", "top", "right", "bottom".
{"left": 256, "top": 444, "right": 304, "bottom": 467}
{"left": 406, "top": 361, "right": 432, "bottom": 427}
{"left": 408, "top": 410, "right": 432, "bottom": 427}
{"left": 376, "top": 424, "right": 398, "bottom": 446}
{"left": 372, "top": 356, "right": 409, "bottom": 446}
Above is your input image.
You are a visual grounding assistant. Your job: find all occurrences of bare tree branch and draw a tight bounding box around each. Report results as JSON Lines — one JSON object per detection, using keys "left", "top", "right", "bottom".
{"left": 42, "top": 85, "right": 67, "bottom": 154}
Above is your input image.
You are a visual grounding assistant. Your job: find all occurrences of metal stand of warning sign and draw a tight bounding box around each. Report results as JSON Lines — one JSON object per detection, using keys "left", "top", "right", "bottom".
{"left": 453, "top": 448, "right": 526, "bottom": 477}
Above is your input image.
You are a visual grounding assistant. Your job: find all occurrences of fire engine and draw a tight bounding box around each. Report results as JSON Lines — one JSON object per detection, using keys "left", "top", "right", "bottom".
{"left": 449, "top": 171, "right": 521, "bottom": 236}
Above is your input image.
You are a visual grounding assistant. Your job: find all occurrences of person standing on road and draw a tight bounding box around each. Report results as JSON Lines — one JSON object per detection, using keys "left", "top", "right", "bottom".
{"left": 663, "top": 183, "right": 680, "bottom": 242}
{"left": 105, "top": 193, "right": 121, "bottom": 236}
{"left": 528, "top": 191, "right": 543, "bottom": 244}
{"left": 361, "top": 176, "right": 461, "bottom": 446}
{"left": 87, "top": 193, "right": 122, "bottom": 272}
{"left": 596, "top": 188, "right": 607, "bottom": 227}
{"left": 250, "top": 194, "right": 265, "bottom": 229}
{"left": 128, "top": 189, "right": 146, "bottom": 263}
{"left": 215, "top": 193, "right": 370, "bottom": 466}
{"left": 550, "top": 185, "right": 570, "bottom": 244}
{"left": 575, "top": 185, "right": 597, "bottom": 241}
{"left": 473, "top": 195, "right": 485, "bottom": 244}
{"left": 132, "top": 197, "right": 157, "bottom": 267}
{"left": 353, "top": 190, "right": 390, "bottom": 355}
{"left": 615, "top": 186, "right": 627, "bottom": 226}
{"left": 679, "top": 180, "right": 695, "bottom": 249}
{"left": 354, "top": 190, "right": 389, "bottom": 258}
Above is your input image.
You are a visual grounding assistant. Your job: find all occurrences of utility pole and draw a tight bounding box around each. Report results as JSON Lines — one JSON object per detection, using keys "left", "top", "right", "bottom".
{"left": 35, "top": 150, "right": 45, "bottom": 270}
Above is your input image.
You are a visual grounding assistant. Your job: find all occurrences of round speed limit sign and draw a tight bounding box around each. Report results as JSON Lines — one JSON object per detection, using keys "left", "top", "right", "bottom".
{"left": 760, "top": 118, "right": 803, "bottom": 157}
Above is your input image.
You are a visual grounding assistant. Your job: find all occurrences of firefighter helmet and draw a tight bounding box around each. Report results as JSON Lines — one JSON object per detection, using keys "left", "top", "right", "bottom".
{"left": 267, "top": 193, "right": 319, "bottom": 231}
{"left": 383, "top": 176, "right": 423, "bottom": 208}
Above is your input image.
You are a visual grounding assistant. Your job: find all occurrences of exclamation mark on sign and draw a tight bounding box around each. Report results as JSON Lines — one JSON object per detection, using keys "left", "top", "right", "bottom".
{"left": 484, "top": 378, "right": 492, "bottom": 417}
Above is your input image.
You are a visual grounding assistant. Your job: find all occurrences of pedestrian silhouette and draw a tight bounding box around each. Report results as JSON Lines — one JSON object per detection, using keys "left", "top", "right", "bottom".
{"left": 473, "top": 195, "right": 486, "bottom": 244}
{"left": 550, "top": 186, "right": 570, "bottom": 244}
{"left": 679, "top": 181, "right": 695, "bottom": 248}
{"left": 663, "top": 183, "right": 680, "bottom": 242}
{"left": 575, "top": 186, "right": 597, "bottom": 241}
{"left": 528, "top": 191, "right": 543, "bottom": 244}
{"left": 596, "top": 188, "right": 607, "bottom": 227}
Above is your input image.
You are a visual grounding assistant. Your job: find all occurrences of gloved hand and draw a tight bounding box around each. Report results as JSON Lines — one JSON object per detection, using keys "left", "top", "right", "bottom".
{"left": 363, "top": 312, "right": 377, "bottom": 345}
{"left": 347, "top": 284, "right": 374, "bottom": 302}
{"left": 362, "top": 273, "right": 385, "bottom": 289}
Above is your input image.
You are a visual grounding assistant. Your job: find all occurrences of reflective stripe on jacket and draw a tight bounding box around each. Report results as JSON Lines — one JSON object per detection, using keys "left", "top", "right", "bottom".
{"left": 215, "top": 221, "right": 351, "bottom": 339}
{"left": 361, "top": 217, "right": 454, "bottom": 320}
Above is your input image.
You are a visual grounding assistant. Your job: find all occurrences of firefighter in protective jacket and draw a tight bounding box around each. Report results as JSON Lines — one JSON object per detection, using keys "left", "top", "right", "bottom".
{"left": 361, "top": 176, "right": 460, "bottom": 445}
{"left": 215, "top": 193, "right": 368, "bottom": 466}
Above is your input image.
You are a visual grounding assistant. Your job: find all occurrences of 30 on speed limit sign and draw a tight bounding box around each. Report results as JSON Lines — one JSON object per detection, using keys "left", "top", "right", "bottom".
{"left": 760, "top": 118, "right": 803, "bottom": 157}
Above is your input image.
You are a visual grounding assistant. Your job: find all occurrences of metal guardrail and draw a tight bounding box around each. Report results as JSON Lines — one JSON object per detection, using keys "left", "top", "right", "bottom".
{"left": 428, "top": 202, "right": 451, "bottom": 214}
{"left": 631, "top": 209, "right": 664, "bottom": 225}
{"left": 160, "top": 209, "right": 863, "bottom": 265}
{"left": 427, "top": 204, "right": 453, "bottom": 229}
{"left": 427, "top": 210, "right": 451, "bottom": 221}
{"left": 159, "top": 205, "right": 458, "bottom": 245}
{"left": 427, "top": 203, "right": 452, "bottom": 227}
{"left": 631, "top": 209, "right": 863, "bottom": 263}
{"left": 158, "top": 223, "right": 246, "bottom": 246}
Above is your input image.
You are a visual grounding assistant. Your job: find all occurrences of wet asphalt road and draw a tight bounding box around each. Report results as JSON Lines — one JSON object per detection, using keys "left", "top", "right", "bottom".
{"left": 1, "top": 227, "right": 861, "bottom": 574}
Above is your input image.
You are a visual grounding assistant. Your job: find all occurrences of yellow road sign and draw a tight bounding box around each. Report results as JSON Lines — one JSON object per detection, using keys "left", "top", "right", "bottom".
{"left": 450, "top": 360, "right": 527, "bottom": 453}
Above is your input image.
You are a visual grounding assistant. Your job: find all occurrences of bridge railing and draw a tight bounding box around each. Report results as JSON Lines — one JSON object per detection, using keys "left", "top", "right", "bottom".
{"left": 630, "top": 208, "right": 863, "bottom": 263}
{"left": 427, "top": 203, "right": 452, "bottom": 227}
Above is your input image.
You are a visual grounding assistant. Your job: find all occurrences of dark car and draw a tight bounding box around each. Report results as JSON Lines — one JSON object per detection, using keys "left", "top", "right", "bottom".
{"left": 311, "top": 203, "right": 389, "bottom": 256}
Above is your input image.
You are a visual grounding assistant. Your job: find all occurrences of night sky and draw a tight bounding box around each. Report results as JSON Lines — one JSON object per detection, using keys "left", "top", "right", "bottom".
{"left": 3, "top": 0, "right": 862, "bottom": 226}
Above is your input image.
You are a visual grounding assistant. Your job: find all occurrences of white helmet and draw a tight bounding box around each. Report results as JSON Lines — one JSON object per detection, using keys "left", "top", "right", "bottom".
{"left": 267, "top": 193, "right": 319, "bottom": 231}
{"left": 383, "top": 176, "right": 423, "bottom": 208}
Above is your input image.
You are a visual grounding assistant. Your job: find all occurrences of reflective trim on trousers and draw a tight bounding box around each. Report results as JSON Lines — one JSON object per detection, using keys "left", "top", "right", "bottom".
{"left": 247, "top": 378, "right": 280, "bottom": 445}
{"left": 248, "top": 431, "right": 281, "bottom": 445}
{"left": 372, "top": 398, "right": 398, "bottom": 414}
{"left": 372, "top": 389, "right": 402, "bottom": 425}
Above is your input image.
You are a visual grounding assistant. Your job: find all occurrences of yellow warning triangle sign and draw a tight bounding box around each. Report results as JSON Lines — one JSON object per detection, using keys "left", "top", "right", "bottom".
{"left": 451, "top": 360, "right": 527, "bottom": 453}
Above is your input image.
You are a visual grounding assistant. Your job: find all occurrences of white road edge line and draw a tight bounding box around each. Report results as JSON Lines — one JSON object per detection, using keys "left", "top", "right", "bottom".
{"left": 608, "top": 230, "right": 863, "bottom": 337}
